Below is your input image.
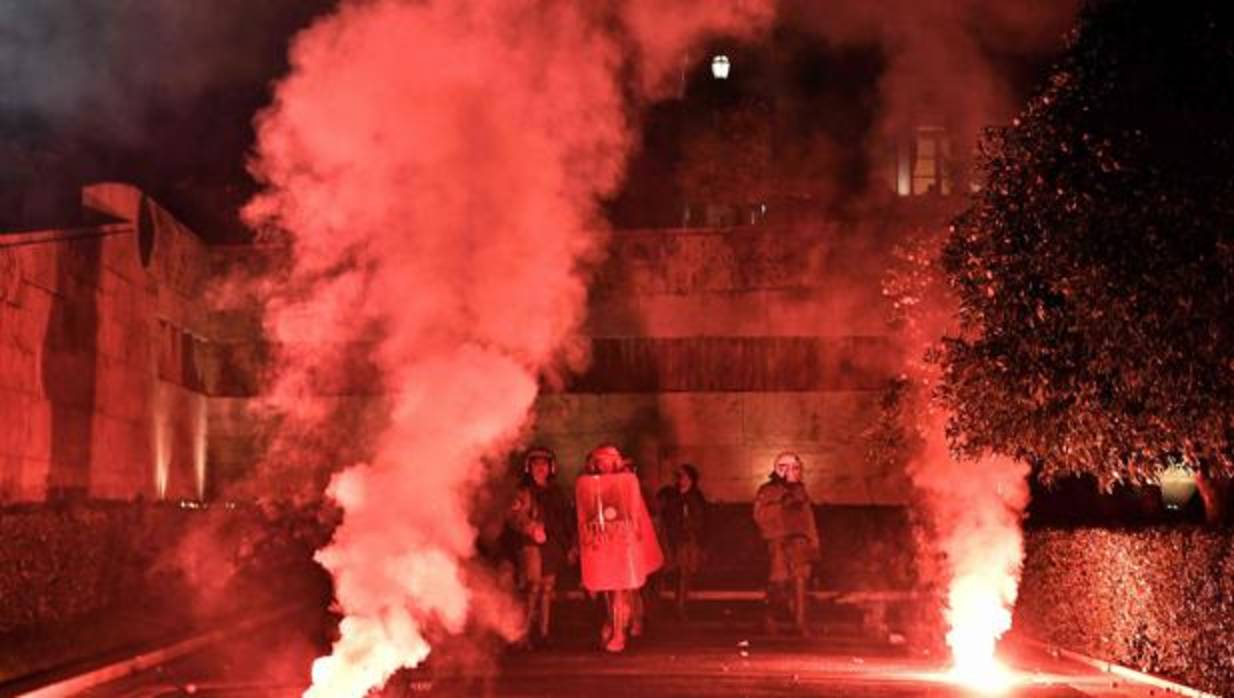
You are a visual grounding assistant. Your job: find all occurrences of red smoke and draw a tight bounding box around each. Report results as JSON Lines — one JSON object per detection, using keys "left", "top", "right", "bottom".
{"left": 244, "top": 1, "right": 771, "bottom": 696}
{"left": 885, "top": 227, "right": 1029, "bottom": 686}
{"left": 788, "top": 0, "right": 1076, "bottom": 159}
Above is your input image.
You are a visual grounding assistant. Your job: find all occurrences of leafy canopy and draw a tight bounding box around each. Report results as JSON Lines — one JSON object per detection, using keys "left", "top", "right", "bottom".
{"left": 941, "top": 0, "right": 1234, "bottom": 485}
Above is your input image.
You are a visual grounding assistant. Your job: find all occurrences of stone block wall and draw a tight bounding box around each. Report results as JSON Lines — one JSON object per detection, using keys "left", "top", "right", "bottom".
{"left": 0, "top": 183, "right": 213, "bottom": 503}
{"left": 534, "top": 390, "right": 909, "bottom": 504}
{"left": 201, "top": 223, "right": 912, "bottom": 505}
{"left": 532, "top": 224, "right": 907, "bottom": 503}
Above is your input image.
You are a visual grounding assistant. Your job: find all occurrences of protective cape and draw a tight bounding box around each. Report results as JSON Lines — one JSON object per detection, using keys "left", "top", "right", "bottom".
{"left": 575, "top": 471, "right": 663, "bottom": 591}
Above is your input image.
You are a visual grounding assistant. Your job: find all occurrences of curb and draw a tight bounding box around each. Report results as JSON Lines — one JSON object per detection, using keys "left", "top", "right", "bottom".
{"left": 17, "top": 605, "right": 300, "bottom": 698}
{"left": 560, "top": 589, "right": 919, "bottom": 602}
{"left": 1014, "top": 636, "right": 1222, "bottom": 698}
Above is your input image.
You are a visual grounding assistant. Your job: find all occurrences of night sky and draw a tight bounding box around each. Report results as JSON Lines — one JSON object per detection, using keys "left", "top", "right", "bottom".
{"left": 0, "top": 0, "right": 1069, "bottom": 242}
{"left": 0, "top": 0, "right": 334, "bottom": 240}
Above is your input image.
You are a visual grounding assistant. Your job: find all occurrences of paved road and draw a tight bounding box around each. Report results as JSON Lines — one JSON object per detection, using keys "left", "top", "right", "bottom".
{"left": 78, "top": 603, "right": 1158, "bottom": 698}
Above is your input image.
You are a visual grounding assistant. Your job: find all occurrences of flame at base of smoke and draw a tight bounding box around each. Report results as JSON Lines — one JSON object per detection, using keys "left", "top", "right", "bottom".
{"left": 947, "top": 658, "right": 1016, "bottom": 695}
{"left": 908, "top": 413, "right": 1027, "bottom": 698}
{"left": 941, "top": 499, "right": 1023, "bottom": 695}
{"left": 244, "top": 1, "right": 776, "bottom": 697}
{"left": 307, "top": 613, "right": 432, "bottom": 698}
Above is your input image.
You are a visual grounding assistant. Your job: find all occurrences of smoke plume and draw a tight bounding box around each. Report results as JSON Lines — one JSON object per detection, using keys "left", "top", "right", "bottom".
{"left": 883, "top": 224, "right": 1030, "bottom": 682}
{"left": 789, "top": 0, "right": 1076, "bottom": 172}
{"left": 244, "top": 1, "right": 771, "bottom": 696}
{"left": 799, "top": 0, "right": 1075, "bottom": 679}
{"left": 918, "top": 414, "right": 1029, "bottom": 685}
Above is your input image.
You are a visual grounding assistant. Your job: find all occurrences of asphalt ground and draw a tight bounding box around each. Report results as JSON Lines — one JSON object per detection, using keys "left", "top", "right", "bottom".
{"left": 73, "top": 601, "right": 1166, "bottom": 698}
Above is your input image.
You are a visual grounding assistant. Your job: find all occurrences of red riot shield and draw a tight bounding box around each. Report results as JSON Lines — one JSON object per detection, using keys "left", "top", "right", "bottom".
{"left": 575, "top": 471, "right": 663, "bottom": 591}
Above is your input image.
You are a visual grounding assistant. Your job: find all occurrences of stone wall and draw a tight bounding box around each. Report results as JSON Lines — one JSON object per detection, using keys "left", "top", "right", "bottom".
{"left": 533, "top": 224, "right": 907, "bottom": 503}
{"left": 201, "top": 223, "right": 912, "bottom": 504}
{"left": 0, "top": 183, "right": 213, "bottom": 502}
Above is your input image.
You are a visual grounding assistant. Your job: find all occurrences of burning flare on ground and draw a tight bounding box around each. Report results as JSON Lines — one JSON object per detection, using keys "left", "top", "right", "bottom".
{"left": 914, "top": 416, "right": 1028, "bottom": 694}
{"left": 945, "top": 565, "right": 1018, "bottom": 693}
{"left": 245, "top": 1, "right": 772, "bottom": 697}
{"left": 886, "top": 232, "right": 1032, "bottom": 694}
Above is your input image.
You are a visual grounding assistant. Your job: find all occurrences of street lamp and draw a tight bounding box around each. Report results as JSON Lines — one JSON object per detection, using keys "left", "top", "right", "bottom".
{"left": 1159, "top": 460, "right": 1197, "bottom": 510}
{"left": 711, "top": 55, "right": 731, "bottom": 80}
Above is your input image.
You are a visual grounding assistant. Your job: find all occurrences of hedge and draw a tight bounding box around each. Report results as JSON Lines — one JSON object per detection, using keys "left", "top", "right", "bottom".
{"left": 0, "top": 500, "right": 329, "bottom": 637}
{"left": 1016, "top": 527, "right": 1234, "bottom": 696}
{"left": 0, "top": 503, "right": 183, "bottom": 634}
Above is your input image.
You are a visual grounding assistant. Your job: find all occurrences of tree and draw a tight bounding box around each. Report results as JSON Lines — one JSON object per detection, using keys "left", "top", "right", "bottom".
{"left": 940, "top": 0, "right": 1234, "bottom": 490}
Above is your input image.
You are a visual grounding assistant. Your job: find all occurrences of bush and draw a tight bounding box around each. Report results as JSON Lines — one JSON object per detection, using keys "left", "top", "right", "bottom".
{"left": 0, "top": 502, "right": 188, "bottom": 634}
{"left": 1016, "top": 527, "right": 1234, "bottom": 695}
{"left": 0, "top": 500, "right": 330, "bottom": 637}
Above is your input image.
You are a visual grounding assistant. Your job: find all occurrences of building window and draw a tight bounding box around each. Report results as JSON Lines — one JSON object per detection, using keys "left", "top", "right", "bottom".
{"left": 912, "top": 125, "right": 952, "bottom": 195}
{"left": 887, "top": 125, "right": 954, "bottom": 196}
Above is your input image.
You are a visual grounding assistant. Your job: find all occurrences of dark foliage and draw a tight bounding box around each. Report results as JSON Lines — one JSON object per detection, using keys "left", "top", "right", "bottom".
{"left": 0, "top": 500, "right": 329, "bottom": 635}
{"left": 942, "top": 1, "right": 1234, "bottom": 485}
{"left": 0, "top": 500, "right": 332, "bottom": 685}
{"left": 1016, "top": 527, "right": 1234, "bottom": 695}
{"left": 0, "top": 503, "right": 176, "bottom": 634}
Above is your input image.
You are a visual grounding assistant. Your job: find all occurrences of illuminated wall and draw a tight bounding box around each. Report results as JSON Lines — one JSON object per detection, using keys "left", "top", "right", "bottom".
{"left": 0, "top": 183, "right": 213, "bottom": 502}
{"left": 532, "top": 223, "right": 912, "bottom": 504}
{"left": 201, "top": 219, "right": 944, "bottom": 506}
